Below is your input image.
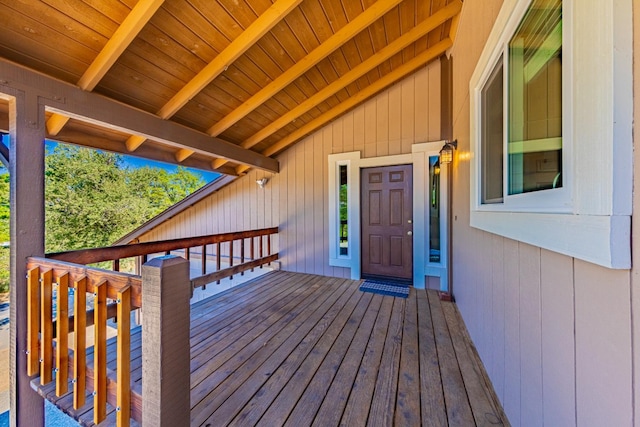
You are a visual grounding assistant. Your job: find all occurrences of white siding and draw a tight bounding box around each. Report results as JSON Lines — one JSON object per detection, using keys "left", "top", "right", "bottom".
{"left": 139, "top": 61, "right": 442, "bottom": 278}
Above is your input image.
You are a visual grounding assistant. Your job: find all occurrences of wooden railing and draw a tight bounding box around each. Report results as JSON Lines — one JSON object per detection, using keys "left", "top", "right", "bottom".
{"left": 47, "top": 226, "right": 279, "bottom": 292}
{"left": 26, "top": 257, "right": 141, "bottom": 426}
{"left": 26, "top": 227, "right": 279, "bottom": 426}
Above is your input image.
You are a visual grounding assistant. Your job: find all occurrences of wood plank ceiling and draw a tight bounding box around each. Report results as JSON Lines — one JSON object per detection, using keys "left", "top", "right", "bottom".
{"left": 0, "top": 0, "right": 461, "bottom": 176}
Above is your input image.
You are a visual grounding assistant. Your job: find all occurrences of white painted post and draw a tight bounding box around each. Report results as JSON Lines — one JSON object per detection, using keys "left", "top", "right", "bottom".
{"left": 141, "top": 255, "right": 190, "bottom": 426}
{"left": 9, "top": 91, "right": 46, "bottom": 426}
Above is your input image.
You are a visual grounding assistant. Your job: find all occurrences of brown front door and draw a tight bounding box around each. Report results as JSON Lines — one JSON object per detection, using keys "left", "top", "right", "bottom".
{"left": 361, "top": 164, "right": 413, "bottom": 282}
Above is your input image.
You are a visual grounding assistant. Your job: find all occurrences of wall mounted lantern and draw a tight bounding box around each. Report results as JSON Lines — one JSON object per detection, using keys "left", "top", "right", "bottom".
{"left": 256, "top": 178, "right": 268, "bottom": 188}
{"left": 439, "top": 140, "right": 458, "bottom": 164}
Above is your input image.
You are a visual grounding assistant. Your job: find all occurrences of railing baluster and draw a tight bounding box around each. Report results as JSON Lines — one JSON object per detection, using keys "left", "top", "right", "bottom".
{"left": 202, "top": 244, "right": 207, "bottom": 290}
{"left": 56, "top": 273, "right": 69, "bottom": 396}
{"left": 259, "top": 236, "right": 264, "bottom": 269}
{"left": 117, "top": 286, "right": 131, "bottom": 427}
{"left": 268, "top": 234, "right": 272, "bottom": 266}
{"left": 94, "top": 280, "right": 107, "bottom": 424}
{"left": 250, "top": 237, "right": 255, "bottom": 272}
{"left": 27, "top": 267, "right": 40, "bottom": 376}
{"left": 240, "top": 239, "right": 245, "bottom": 276}
{"left": 229, "top": 240, "right": 234, "bottom": 280}
{"left": 216, "top": 242, "right": 221, "bottom": 284}
{"left": 40, "top": 269, "right": 53, "bottom": 385}
{"left": 185, "top": 247, "right": 190, "bottom": 260}
{"left": 74, "top": 276, "right": 87, "bottom": 410}
{"left": 113, "top": 259, "right": 120, "bottom": 272}
{"left": 201, "top": 244, "right": 207, "bottom": 275}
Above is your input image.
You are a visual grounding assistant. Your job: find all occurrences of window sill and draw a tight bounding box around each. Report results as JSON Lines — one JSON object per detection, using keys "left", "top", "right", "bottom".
{"left": 470, "top": 211, "right": 630, "bottom": 269}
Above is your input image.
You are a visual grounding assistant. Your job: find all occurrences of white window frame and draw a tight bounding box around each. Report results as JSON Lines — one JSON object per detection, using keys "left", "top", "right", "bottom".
{"left": 469, "top": 0, "right": 632, "bottom": 269}
{"left": 328, "top": 142, "right": 449, "bottom": 290}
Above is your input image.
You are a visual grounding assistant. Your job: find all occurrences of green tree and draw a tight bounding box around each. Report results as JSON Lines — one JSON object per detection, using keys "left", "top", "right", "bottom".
{"left": 0, "top": 144, "right": 205, "bottom": 291}
{"left": 45, "top": 145, "right": 204, "bottom": 253}
{"left": 0, "top": 172, "right": 9, "bottom": 242}
{"left": 128, "top": 166, "right": 203, "bottom": 216}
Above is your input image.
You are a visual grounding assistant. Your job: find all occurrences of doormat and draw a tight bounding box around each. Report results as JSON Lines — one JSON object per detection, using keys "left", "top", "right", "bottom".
{"left": 359, "top": 280, "right": 409, "bottom": 298}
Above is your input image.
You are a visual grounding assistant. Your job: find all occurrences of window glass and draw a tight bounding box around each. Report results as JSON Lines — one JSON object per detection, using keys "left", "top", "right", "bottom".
{"left": 481, "top": 57, "right": 504, "bottom": 204}
{"left": 508, "top": 0, "right": 562, "bottom": 195}
{"left": 338, "top": 164, "right": 348, "bottom": 256}
{"left": 429, "top": 156, "right": 441, "bottom": 262}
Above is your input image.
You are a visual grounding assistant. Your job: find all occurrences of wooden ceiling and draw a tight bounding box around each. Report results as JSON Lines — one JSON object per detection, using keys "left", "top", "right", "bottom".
{"left": 0, "top": 0, "right": 461, "bottom": 176}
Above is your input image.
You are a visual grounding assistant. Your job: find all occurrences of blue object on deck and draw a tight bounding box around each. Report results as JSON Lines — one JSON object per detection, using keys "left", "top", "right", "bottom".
{"left": 46, "top": 401, "right": 80, "bottom": 426}
{"left": 359, "top": 280, "right": 410, "bottom": 298}
{"left": 0, "top": 402, "right": 80, "bottom": 427}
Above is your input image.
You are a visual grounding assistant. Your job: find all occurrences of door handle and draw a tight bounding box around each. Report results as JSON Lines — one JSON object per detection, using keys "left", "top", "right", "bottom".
{"left": 407, "top": 231, "right": 413, "bottom": 236}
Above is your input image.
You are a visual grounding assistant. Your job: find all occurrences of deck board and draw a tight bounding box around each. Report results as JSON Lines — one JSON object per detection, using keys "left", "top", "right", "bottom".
{"left": 33, "top": 271, "right": 508, "bottom": 426}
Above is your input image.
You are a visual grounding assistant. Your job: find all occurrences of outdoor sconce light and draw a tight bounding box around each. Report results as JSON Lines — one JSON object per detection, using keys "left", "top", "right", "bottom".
{"left": 256, "top": 178, "right": 268, "bottom": 188}
{"left": 439, "top": 140, "right": 458, "bottom": 164}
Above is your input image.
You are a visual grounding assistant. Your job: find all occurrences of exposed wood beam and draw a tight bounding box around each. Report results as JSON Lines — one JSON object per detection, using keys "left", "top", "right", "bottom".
{"left": 449, "top": 9, "right": 461, "bottom": 45}
{"left": 241, "top": 1, "right": 462, "bottom": 150}
{"left": 45, "top": 113, "right": 70, "bottom": 136}
{"left": 212, "top": 157, "right": 228, "bottom": 169}
{"left": 77, "top": 0, "right": 165, "bottom": 91}
{"left": 235, "top": 38, "right": 453, "bottom": 175}
{"left": 206, "top": 0, "right": 405, "bottom": 137}
{"left": 46, "top": 0, "right": 164, "bottom": 144}
{"left": 156, "top": 0, "right": 303, "bottom": 120}
{"left": 50, "top": 130, "right": 238, "bottom": 176}
{"left": 175, "top": 148, "right": 194, "bottom": 162}
{"left": 0, "top": 59, "right": 279, "bottom": 172}
{"left": 125, "top": 135, "right": 147, "bottom": 152}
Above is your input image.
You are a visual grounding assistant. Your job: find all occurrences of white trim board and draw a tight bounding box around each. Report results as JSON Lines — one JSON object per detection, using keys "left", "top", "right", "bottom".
{"left": 328, "top": 142, "right": 449, "bottom": 289}
{"left": 467, "top": 0, "right": 632, "bottom": 269}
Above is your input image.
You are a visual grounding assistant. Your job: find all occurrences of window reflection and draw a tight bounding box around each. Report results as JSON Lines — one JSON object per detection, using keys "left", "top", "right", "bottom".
{"left": 339, "top": 165, "right": 348, "bottom": 256}
{"left": 429, "top": 156, "right": 441, "bottom": 263}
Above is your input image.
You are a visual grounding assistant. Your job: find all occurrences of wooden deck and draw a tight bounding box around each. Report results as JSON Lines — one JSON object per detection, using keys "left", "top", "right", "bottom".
{"left": 36, "top": 271, "right": 508, "bottom": 426}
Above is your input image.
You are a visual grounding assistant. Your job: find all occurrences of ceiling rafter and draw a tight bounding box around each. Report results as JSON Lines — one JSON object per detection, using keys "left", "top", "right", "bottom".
{"left": 138, "top": 0, "right": 302, "bottom": 163}
{"left": 156, "top": 0, "right": 303, "bottom": 121}
{"left": 235, "top": 37, "right": 453, "bottom": 175}
{"left": 77, "top": 0, "right": 165, "bottom": 91}
{"left": 207, "top": 0, "right": 405, "bottom": 140}
{"left": 238, "top": 1, "right": 461, "bottom": 151}
{"left": 46, "top": 113, "right": 71, "bottom": 136}
{"left": 45, "top": 0, "right": 165, "bottom": 137}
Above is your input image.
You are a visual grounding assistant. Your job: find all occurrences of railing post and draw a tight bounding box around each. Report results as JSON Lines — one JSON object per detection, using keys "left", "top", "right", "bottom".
{"left": 141, "top": 255, "right": 190, "bottom": 426}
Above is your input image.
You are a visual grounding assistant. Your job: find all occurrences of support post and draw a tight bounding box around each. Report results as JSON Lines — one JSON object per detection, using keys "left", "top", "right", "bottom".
{"left": 9, "top": 91, "right": 46, "bottom": 426}
{"left": 141, "top": 255, "right": 190, "bottom": 426}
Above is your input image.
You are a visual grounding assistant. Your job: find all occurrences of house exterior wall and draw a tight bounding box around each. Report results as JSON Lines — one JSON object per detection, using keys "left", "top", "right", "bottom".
{"left": 138, "top": 61, "right": 442, "bottom": 279}
{"left": 450, "top": 1, "right": 636, "bottom": 426}
{"left": 136, "top": 2, "right": 640, "bottom": 425}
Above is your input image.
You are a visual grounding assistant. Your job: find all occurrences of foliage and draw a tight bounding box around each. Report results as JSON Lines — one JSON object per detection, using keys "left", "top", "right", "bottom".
{"left": 0, "top": 145, "right": 205, "bottom": 292}
{"left": 44, "top": 145, "right": 204, "bottom": 253}
{"left": 0, "top": 248, "right": 7, "bottom": 293}
{"left": 0, "top": 173, "right": 8, "bottom": 243}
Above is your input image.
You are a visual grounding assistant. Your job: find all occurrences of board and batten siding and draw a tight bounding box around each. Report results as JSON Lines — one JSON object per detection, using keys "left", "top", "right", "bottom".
{"left": 450, "top": 0, "right": 636, "bottom": 426}
{"left": 138, "top": 61, "right": 442, "bottom": 279}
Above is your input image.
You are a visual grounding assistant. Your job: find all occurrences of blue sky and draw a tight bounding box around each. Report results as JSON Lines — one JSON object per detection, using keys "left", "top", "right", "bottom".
{"left": 117, "top": 150, "right": 220, "bottom": 183}
{"left": 1, "top": 137, "right": 220, "bottom": 183}
{"left": 0, "top": 136, "right": 221, "bottom": 183}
